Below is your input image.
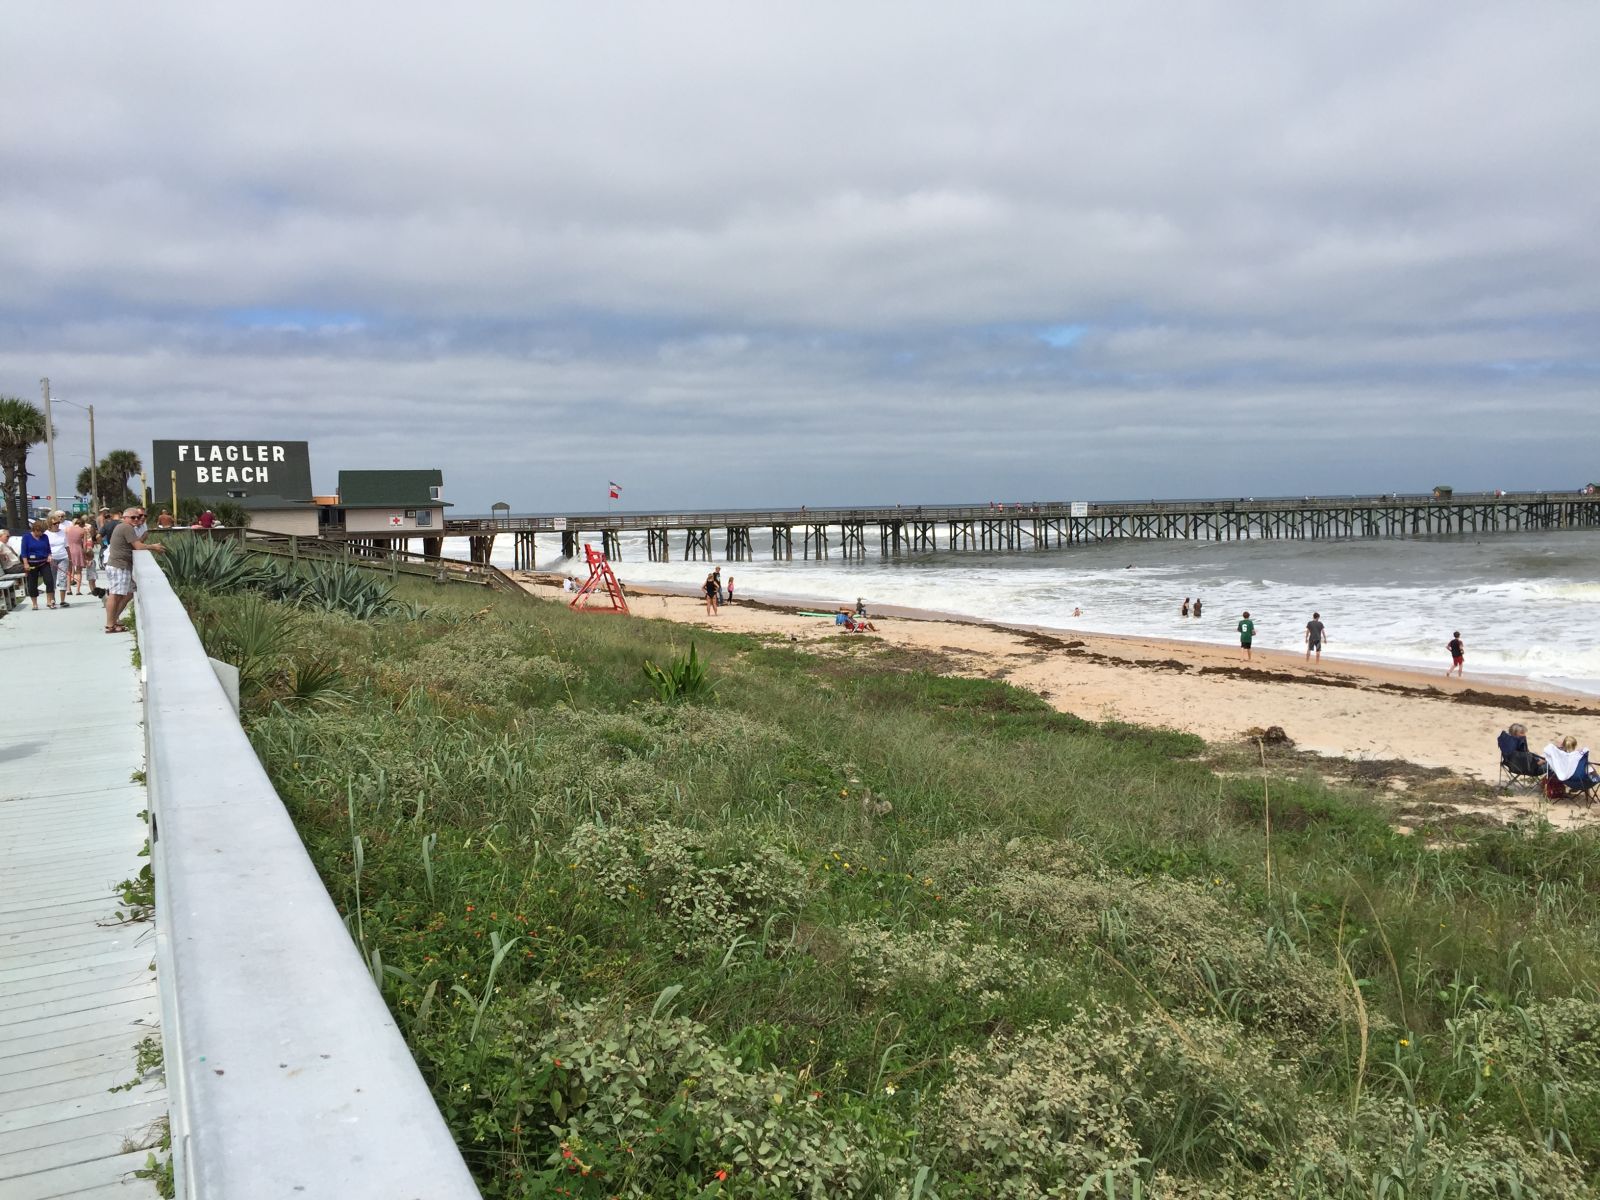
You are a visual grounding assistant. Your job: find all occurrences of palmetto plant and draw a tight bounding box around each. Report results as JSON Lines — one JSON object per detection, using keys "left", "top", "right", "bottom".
{"left": 0, "top": 396, "right": 50, "bottom": 531}
{"left": 211, "top": 595, "right": 296, "bottom": 694}
{"left": 283, "top": 658, "right": 350, "bottom": 709}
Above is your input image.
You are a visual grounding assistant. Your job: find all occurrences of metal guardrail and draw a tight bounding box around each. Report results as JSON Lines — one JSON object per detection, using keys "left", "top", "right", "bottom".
{"left": 134, "top": 552, "right": 482, "bottom": 1200}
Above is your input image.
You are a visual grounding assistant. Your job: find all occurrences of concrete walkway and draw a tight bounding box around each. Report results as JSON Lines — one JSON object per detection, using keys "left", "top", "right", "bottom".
{"left": 0, "top": 598, "right": 165, "bottom": 1198}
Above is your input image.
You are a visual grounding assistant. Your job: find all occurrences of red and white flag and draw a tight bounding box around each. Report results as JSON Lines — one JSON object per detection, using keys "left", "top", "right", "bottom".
{"left": 608, "top": 481, "right": 621, "bottom": 499}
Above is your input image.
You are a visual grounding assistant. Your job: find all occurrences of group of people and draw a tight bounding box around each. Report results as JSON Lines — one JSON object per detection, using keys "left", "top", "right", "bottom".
{"left": 1, "top": 511, "right": 96, "bottom": 604}
{"left": 0, "top": 505, "right": 166, "bottom": 632}
{"left": 701, "top": 567, "right": 734, "bottom": 614}
{"left": 1499, "top": 723, "right": 1600, "bottom": 798}
{"left": 1222, "top": 608, "right": 1467, "bottom": 676}
{"left": 1179, "top": 596, "right": 1204, "bottom": 619}
{"left": 830, "top": 596, "right": 877, "bottom": 632}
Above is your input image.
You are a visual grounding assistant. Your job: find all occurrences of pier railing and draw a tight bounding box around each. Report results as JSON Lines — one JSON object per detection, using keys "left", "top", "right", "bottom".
{"left": 243, "top": 531, "right": 523, "bottom": 593}
{"left": 134, "top": 552, "right": 482, "bottom": 1199}
{"left": 444, "top": 490, "right": 1596, "bottom": 534}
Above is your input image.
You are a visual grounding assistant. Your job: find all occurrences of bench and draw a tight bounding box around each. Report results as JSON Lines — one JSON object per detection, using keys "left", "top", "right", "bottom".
{"left": 0, "top": 573, "right": 23, "bottom": 616}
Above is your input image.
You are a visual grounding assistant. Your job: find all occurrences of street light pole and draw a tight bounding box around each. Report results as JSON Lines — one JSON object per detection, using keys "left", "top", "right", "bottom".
{"left": 88, "top": 405, "right": 97, "bottom": 510}
{"left": 48, "top": 395, "right": 98, "bottom": 512}
{"left": 41, "top": 377, "right": 58, "bottom": 512}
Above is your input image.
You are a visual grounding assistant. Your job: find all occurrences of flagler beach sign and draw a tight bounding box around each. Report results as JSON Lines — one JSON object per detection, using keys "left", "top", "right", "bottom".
{"left": 151, "top": 440, "right": 314, "bottom": 499}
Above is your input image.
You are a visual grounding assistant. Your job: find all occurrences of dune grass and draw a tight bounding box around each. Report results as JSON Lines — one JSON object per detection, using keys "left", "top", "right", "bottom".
{"left": 170, "top": 570, "right": 1600, "bottom": 1198}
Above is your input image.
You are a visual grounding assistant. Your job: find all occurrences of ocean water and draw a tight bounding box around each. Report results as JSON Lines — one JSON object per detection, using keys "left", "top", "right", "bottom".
{"left": 448, "top": 528, "right": 1600, "bottom": 695}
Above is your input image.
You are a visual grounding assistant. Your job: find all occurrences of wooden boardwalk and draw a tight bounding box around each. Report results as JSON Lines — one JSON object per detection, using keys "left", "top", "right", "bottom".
{"left": 0, "top": 599, "right": 165, "bottom": 1198}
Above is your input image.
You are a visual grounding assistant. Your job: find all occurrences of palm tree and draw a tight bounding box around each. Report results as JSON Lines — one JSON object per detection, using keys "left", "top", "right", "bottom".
{"left": 76, "top": 460, "right": 139, "bottom": 508}
{"left": 101, "top": 449, "right": 144, "bottom": 507}
{"left": 0, "top": 396, "right": 51, "bottom": 531}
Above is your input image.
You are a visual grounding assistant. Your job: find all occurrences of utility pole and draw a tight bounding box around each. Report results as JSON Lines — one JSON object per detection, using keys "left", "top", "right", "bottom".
{"left": 41, "top": 377, "right": 57, "bottom": 512}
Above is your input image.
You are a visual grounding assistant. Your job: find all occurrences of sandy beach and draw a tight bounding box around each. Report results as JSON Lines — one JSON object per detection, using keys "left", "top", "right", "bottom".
{"left": 517, "top": 574, "right": 1600, "bottom": 831}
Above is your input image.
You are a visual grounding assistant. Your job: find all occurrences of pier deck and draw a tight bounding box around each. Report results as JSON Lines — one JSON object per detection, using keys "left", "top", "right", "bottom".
{"left": 431, "top": 490, "right": 1600, "bottom": 566}
{"left": 0, "top": 601, "right": 164, "bottom": 1199}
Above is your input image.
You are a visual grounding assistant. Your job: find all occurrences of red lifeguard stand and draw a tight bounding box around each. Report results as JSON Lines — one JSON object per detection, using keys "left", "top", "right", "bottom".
{"left": 569, "top": 543, "right": 630, "bottom": 614}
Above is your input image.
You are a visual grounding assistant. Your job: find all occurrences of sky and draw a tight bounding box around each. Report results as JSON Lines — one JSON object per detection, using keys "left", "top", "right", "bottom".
{"left": 2, "top": 2, "right": 1597, "bottom": 513}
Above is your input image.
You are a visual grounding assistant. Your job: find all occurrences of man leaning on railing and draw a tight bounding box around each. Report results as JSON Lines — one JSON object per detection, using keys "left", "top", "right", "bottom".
{"left": 104, "top": 505, "right": 166, "bottom": 634}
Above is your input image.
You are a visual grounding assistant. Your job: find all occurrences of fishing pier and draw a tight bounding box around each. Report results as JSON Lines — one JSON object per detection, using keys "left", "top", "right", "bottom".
{"left": 438, "top": 490, "right": 1600, "bottom": 568}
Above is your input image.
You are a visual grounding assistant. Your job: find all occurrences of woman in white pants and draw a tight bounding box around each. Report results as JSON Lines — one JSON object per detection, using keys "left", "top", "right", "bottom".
{"left": 46, "top": 511, "right": 72, "bottom": 608}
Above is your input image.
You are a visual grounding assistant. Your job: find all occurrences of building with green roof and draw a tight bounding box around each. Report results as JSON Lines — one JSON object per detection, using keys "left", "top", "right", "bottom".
{"left": 324, "top": 470, "right": 450, "bottom": 536}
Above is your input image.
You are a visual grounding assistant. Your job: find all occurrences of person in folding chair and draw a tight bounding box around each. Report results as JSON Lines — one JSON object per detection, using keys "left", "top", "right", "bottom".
{"left": 1540, "top": 735, "right": 1600, "bottom": 804}
{"left": 1496, "top": 723, "right": 1546, "bottom": 793}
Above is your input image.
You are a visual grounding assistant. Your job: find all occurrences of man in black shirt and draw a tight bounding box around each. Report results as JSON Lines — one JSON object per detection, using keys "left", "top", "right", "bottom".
{"left": 1305, "top": 613, "right": 1327, "bottom": 664}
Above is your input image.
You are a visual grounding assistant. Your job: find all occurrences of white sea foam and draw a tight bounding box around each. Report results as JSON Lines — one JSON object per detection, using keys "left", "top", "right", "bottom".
{"left": 449, "top": 528, "right": 1600, "bottom": 695}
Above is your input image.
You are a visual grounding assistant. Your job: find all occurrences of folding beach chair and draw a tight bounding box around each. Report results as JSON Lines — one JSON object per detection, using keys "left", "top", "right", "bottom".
{"left": 1548, "top": 752, "right": 1600, "bottom": 807}
{"left": 1497, "top": 730, "right": 1546, "bottom": 795}
{"left": 1497, "top": 750, "right": 1547, "bottom": 795}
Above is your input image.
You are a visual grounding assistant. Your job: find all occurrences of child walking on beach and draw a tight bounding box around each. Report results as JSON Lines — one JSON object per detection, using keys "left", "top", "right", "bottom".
{"left": 1238, "top": 611, "right": 1255, "bottom": 660}
{"left": 1446, "top": 631, "right": 1465, "bottom": 678}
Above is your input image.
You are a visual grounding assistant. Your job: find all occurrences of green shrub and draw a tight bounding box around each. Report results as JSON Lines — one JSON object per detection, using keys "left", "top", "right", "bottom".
{"left": 564, "top": 822, "right": 806, "bottom": 956}
{"left": 444, "top": 988, "right": 911, "bottom": 1198}
{"left": 918, "top": 833, "right": 1346, "bottom": 1037}
{"left": 405, "top": 624, "right": 578, "bottom": 706}
{"left": 940, "top": 1007, "right": 1301, "bottom": 1194}
{"left": 837, "top": 919, "right": 1054, "bottom": 1003}
{"left": 172, "top": 496, "right": 250, "bottom": 527}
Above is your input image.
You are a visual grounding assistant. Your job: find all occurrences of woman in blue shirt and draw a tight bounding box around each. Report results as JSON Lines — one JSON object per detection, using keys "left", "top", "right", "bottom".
{"left": 20, "top": 519, "right": 56, "bottom": 609}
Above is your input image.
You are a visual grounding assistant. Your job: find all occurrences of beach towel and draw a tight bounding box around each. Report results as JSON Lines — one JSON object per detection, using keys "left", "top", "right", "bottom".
{"left": 1543, "top": 744, "right": 1588, "bottom": 783}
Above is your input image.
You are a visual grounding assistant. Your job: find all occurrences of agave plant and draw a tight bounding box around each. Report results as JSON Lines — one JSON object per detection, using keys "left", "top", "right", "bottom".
{"left": 296, "top": 561, "right": 397, "bottom": 620}
{"left": 161, "top": 535, "right": 279, "bottom": 593}
{"left": 641, "top": 643, "right": 715, "bottom": 704}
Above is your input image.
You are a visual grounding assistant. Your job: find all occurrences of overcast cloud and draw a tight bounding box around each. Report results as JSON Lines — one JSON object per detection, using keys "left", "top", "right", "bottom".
{"left": 3, "top": 2, "right": 1597, "bottom": 510}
